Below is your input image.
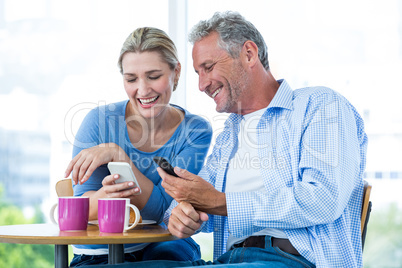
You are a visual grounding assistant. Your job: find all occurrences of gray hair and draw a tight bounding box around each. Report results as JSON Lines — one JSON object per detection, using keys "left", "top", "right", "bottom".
{"left": 189, "top": 11, "right": 269, "bottom": 70}
{"left": 118, "top": 27, "right": 179, "bottom": 74}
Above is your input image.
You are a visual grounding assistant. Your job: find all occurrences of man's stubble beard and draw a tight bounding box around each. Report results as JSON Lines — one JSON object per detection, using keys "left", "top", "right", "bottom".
{"left": 218, "top": 62, "right": 249, "bottom": 114}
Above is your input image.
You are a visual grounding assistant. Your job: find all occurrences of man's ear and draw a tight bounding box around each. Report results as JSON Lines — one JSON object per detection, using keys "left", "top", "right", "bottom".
{"left": 242, "top": 41, "right": 259, "bottom": 67}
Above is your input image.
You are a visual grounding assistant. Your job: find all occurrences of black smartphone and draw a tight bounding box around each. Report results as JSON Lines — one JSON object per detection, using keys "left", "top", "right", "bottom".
{"left": 153, "top": 157, "right": 179, "bottom": 177}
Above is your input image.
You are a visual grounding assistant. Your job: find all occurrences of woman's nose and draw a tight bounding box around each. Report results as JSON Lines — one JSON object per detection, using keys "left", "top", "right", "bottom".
{"left": 137, "top": 79, "right": 150, "bottom": 95}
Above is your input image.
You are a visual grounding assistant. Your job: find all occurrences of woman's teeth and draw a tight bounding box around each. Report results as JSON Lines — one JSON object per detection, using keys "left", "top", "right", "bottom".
{"left": 139, "top": 96, "right": 158, "bottom": 104}
{"left": 211, "top": 88, "right": 222, "bottom": 98}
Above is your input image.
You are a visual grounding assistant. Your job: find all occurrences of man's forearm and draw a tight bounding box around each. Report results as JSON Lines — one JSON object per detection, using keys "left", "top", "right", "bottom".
{"left": 194, "top": 191, "right": 227, "bottom": 216}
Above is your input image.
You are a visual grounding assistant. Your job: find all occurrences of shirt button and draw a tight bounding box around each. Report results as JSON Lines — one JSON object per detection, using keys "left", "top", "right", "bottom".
{"left": 214, "top": 228, "right": 218, "bottom": 232}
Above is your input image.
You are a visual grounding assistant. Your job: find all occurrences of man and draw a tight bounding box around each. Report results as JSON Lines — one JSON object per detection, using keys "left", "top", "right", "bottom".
{"left": 100, "top": 11, "right": 367, "bottom": 268}
{"left": 159, "top": 11, "right": 367, "bottom": 268}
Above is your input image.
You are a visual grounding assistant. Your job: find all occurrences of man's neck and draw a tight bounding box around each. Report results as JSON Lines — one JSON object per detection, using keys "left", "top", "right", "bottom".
{"left": 235, "top": 71, "right": 279, "bottom": 115}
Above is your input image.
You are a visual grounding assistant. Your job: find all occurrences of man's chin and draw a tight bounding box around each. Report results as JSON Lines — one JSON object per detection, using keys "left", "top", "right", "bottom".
{"left": 215, "top": 106, "right": 229, "bottom": 113}
{"left": 215, "top": 98, "right": 234, "bottom": 113}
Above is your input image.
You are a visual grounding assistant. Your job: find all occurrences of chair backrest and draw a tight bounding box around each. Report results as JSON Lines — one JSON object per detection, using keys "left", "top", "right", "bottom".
{"left": 55, "top": 179, "right": 74, "bottom": 197}
{"left": 361, "top": 180, "right": 372, "bottom": 251}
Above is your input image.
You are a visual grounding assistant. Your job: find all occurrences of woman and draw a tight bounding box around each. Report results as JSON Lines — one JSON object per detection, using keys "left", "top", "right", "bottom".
{"left": 64, "top": 27, "right": 212, "bottom": 266}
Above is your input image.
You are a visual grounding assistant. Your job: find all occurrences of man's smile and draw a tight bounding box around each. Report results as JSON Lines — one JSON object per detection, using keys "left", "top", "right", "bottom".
{"left": 209, "top": 87, "right": 222, "bottom": 99}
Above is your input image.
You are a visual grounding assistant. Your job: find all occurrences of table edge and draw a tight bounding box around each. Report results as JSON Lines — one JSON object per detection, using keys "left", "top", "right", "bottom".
{"left": 0, "top": 223, "right": 176, "bottom": 245}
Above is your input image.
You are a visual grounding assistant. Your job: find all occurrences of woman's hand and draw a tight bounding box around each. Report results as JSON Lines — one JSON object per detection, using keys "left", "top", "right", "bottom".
{"left": 65, "top": 143, "right": 130, "bottom": 185}
{"left": 100, "top": 174, "right": 141, "bottom": 197}
{"left": 84, "top": 174, "right": 141, "bottom": 220}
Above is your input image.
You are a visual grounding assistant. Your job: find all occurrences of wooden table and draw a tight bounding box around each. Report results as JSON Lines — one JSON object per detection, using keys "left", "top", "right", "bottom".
{"left": 0, "top": 223, "right": 176, "bottom": 268}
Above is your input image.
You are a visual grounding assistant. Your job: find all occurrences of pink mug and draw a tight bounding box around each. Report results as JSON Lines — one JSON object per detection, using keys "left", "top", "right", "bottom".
{"left": 98, "top": 198, "right": 140, "bottom": 233}
{"left": 50, "top": 196, "right": 89, "bottom": 231}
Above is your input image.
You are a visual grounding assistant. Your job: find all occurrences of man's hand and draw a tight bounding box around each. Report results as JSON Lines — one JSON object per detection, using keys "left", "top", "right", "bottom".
{"left": 168, "top": 201, "right": 208, "bottom": 238}
{"left": 158, "top": 167, "right": 227, "bottom": 215}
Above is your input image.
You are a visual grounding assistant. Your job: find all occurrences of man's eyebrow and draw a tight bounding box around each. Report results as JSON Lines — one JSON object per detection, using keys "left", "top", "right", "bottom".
{"left": 194, "top": 62, "right": 213, "bottom": 74}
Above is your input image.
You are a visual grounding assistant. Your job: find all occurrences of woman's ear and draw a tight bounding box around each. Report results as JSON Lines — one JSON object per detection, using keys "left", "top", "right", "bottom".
{"left": 173, "top": 62, "right": 181, "bottom": 91}
{"left": 176, "top": 62, "right": 181, "bottom": 77}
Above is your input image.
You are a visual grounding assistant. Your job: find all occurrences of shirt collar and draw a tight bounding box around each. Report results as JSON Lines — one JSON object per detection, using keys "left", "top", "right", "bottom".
{"left": 225, "top": 79, "right": 293, "bottom": 127}
{"left": 267, "top": 79, "right": 294, "bottom": 111}
{"left": 226, "top": 113, "right": 244, "bottom": 127}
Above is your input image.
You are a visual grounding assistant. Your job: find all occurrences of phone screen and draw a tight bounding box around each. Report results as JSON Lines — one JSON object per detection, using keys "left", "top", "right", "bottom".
{"left": 107, "top": 162, "right": 142, "bottom": 194}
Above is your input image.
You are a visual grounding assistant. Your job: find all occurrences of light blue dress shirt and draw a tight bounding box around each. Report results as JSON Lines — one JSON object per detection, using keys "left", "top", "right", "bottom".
{"left": 181, "top": 79, "right": 368, "bottom": 268}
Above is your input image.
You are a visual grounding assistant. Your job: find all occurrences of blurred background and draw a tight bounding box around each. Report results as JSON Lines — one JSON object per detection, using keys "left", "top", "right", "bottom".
{"left": 0, "top": 0, "right": 401, "bottom": 267}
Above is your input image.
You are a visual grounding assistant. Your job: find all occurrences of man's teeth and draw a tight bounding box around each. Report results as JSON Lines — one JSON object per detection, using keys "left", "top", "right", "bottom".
{"left": 140, "top": 96, "right": 158, "bottom": 104}
{"left": 211, "top": 88, "right": 222, "bottom": 98}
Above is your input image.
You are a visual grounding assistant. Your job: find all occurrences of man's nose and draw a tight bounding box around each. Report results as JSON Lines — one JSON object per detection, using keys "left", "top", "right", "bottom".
{"left": 198, "top": 72, "right": 211, "bottom": 92}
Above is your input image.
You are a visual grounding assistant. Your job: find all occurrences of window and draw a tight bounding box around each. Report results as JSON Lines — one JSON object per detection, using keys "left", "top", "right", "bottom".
{"left": 1, "top": 0, "right": 401, "bottom": 265}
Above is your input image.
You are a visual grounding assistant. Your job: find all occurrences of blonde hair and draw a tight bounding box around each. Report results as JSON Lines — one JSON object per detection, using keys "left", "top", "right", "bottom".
{"left": 118, "top": 27, "right": 180, "bottom": 89}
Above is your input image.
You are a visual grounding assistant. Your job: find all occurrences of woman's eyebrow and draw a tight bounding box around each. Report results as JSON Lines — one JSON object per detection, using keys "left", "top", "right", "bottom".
{"left": 123, "top": 69, "right": 162, "bottom": 76}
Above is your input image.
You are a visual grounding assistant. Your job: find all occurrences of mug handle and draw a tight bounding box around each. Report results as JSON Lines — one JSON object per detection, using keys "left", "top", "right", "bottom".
{"left": 125, "top": 204, "right": 140, "bottom": 231}
{"left": 49, "top": 203, "right": 58, "bottom": 225}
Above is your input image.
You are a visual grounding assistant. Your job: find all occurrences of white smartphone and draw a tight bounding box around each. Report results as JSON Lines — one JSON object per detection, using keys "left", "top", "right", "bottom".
{"left": 107, "top": 162, "right": 141, "bottom": 195}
